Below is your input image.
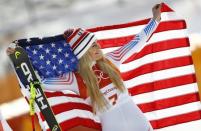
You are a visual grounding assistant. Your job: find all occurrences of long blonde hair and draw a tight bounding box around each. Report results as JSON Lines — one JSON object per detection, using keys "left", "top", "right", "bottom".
{"left": 78, "top": 50, "right": 126, "bottom": 112}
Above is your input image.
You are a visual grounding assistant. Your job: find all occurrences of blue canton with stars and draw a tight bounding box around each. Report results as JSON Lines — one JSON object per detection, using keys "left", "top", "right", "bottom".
{"left": 15, "top": 35, "right": 78, "bottom": 79}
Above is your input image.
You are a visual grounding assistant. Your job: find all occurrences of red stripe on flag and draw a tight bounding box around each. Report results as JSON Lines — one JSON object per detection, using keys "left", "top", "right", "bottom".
{"left": 47, "top": 118, "right": 101, "bottom": 131}
{"left": 0, "top": 121, "right": 4, "bottom": 131}
{"left": 122, "top": 56, "right": 193, "bottom": 80}
{"left": 138, "top": 92, "right": 200, "bottom": 113}
{"left": 99, "top": 35, "right": 134, "bottom": 48}
{"left": 52, "top": 102, "right": 92, "bottom": 116}
{"left": 155, "top": 20, "right": 186, "bottom": 33}
{"left": 88, "top": 19, "right": 150, "bottom": 32}
{"left": 161, "top": 3, "right": 174, "bottom": 12}
{"left": 60, "top": 118, "right": 101, "bottom": 131}
{"left": 98, "top": 21, "right": 187, "bottom": 49}
{"left": 150, "top": 110, "right": 201, "bottom": 129}
{"left": 45, "top": 92, "right": 82, "bottom": 98}
{"left": 123, "top": 38, "right": 190, "bottom": 63}
{"left": 40, "top": 102, "right": 92, "bottom": 121}
{"left": 128, "top": 74, "right": 197, "bottom": 95}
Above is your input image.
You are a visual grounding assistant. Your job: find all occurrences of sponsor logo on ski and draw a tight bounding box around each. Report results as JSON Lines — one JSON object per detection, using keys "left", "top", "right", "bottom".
{"left": 52, "top": 125, "right": 59, "bottom": 131}
{"left": 21, "top": 63, "right": 33, "bottom": 82}
{"left": 21, "top": 62, "right": 48, "bottom": 110}
{"left": 35, "top": 87, "right": 48, "bottom": 110}
{"left": 15, "top": 51, "right": 21, "bottom": 59}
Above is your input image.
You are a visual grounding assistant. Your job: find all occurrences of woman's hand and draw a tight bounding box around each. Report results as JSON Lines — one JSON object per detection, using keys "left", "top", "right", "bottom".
{"left": 6, "top": 43, "right": 17, "bottom": 55}
{"left": 6, "top": 47, "right": 15, "bottom": 55}
{"left": 152, "top": 4, "right": 162, "bottom": 22}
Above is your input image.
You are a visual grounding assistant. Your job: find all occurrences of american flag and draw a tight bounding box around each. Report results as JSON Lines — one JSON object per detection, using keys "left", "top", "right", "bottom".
{"left": 15, "top": 3, "right": 201, "bottom": 131}
{"left": 16, "top": 35, "right": 78, "bottom": 79}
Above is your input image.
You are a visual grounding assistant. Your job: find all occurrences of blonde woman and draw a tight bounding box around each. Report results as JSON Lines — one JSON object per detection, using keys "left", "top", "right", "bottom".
{"left": 7, "top": 4, "right": 161, "bottom": 131}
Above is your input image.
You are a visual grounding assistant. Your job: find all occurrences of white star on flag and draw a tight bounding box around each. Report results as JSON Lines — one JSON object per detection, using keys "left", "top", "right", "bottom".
{"left": 45, "top": 48, "right": 50, "bottom": 54}
{"left": 65, "top": 53, "right": 69, "bottom": 58}
{"left": 39, "top": 54, "right": 44, "bottom": 60}
{"left": 33, "top": 49, "right": 37, "bottom": 55}
{"left": 51, "top": 43, "right": 56, "bottom": 47}
{"left": 58, "top": 48, "right": 63, "bottom": 53}
{"left": 58, "top": 59, "right": 63, "bottom": 64}
{"left": 52, "top": 54, "right": 57, "bottom": 59}
{"left": 46, "top": 60, "right": 50, "bottom": 65}
{"left": 38, "top": 45, "right": 44, "bottom": 49}
{"left": 52, "top": 65, "right": 57, "bottom": 70}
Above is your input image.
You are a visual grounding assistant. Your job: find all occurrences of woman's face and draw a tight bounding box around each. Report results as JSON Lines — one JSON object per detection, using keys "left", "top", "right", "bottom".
{"left": 88, "top": 41, "right": 103, "bottom": 61}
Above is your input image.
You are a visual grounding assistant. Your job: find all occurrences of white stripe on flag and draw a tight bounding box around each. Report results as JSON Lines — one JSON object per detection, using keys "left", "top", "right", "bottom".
{"left": 121, "top": 47, "right": 191, "bottom": 72}
{"left": 148, "top": 29, "right": 187, "bottom": 44}
{"left": 102, "top": 29, "right": 188, "bottom": 54}
{"left": 133, "top": 83, "right": 198, "bottom": 104}
{"left": 124, "top": 65, "right": 195, "bottom": 88}
{"left": 144, "top": 101, "right": 201, "bottom": 120}
{"left": 42, "top": 109, "right": 100, "bottom": 130}
{"left": 47, "top": 96, "right": 89, "bottom": 107}
{"left": 155, "top": 120, "right": 201, "bottom": 131}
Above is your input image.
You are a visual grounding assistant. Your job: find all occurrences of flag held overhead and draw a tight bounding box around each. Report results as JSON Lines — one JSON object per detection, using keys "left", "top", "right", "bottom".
{"left": 11, "top": 3, "right": 201, "bottom": 131}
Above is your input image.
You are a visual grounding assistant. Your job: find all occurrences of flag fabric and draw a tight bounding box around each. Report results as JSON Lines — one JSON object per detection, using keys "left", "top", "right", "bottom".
{"left": 14, "top": 3, "right": 201, "bottom": 131}
{"left": 0, "top": 111, "right": 12, "bottom": 131}
{"left": 15, "top": 35, "right": 78, "bottom": 79}
{"left": 89, "top": 3, "right": 201, "bottom": 130}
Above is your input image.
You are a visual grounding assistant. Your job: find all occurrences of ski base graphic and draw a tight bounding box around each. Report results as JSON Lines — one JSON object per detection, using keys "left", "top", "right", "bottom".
{"left": 10, "top": 47, "right": 61, "bottom": 131}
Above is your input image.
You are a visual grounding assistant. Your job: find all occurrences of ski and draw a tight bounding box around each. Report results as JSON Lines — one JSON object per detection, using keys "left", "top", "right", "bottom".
{"left": 9, "top": 47, "right": 61, "bottom": 131}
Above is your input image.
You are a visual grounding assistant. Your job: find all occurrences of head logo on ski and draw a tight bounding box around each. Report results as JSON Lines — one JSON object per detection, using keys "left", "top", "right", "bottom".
{"left": 15, "top": 51, "right": 21, "bottom": 59}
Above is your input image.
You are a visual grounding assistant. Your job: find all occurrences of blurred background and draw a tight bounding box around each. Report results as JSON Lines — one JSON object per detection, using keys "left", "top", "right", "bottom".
{"left": 0, "top": 0, "right": 201, "bottom": 130}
